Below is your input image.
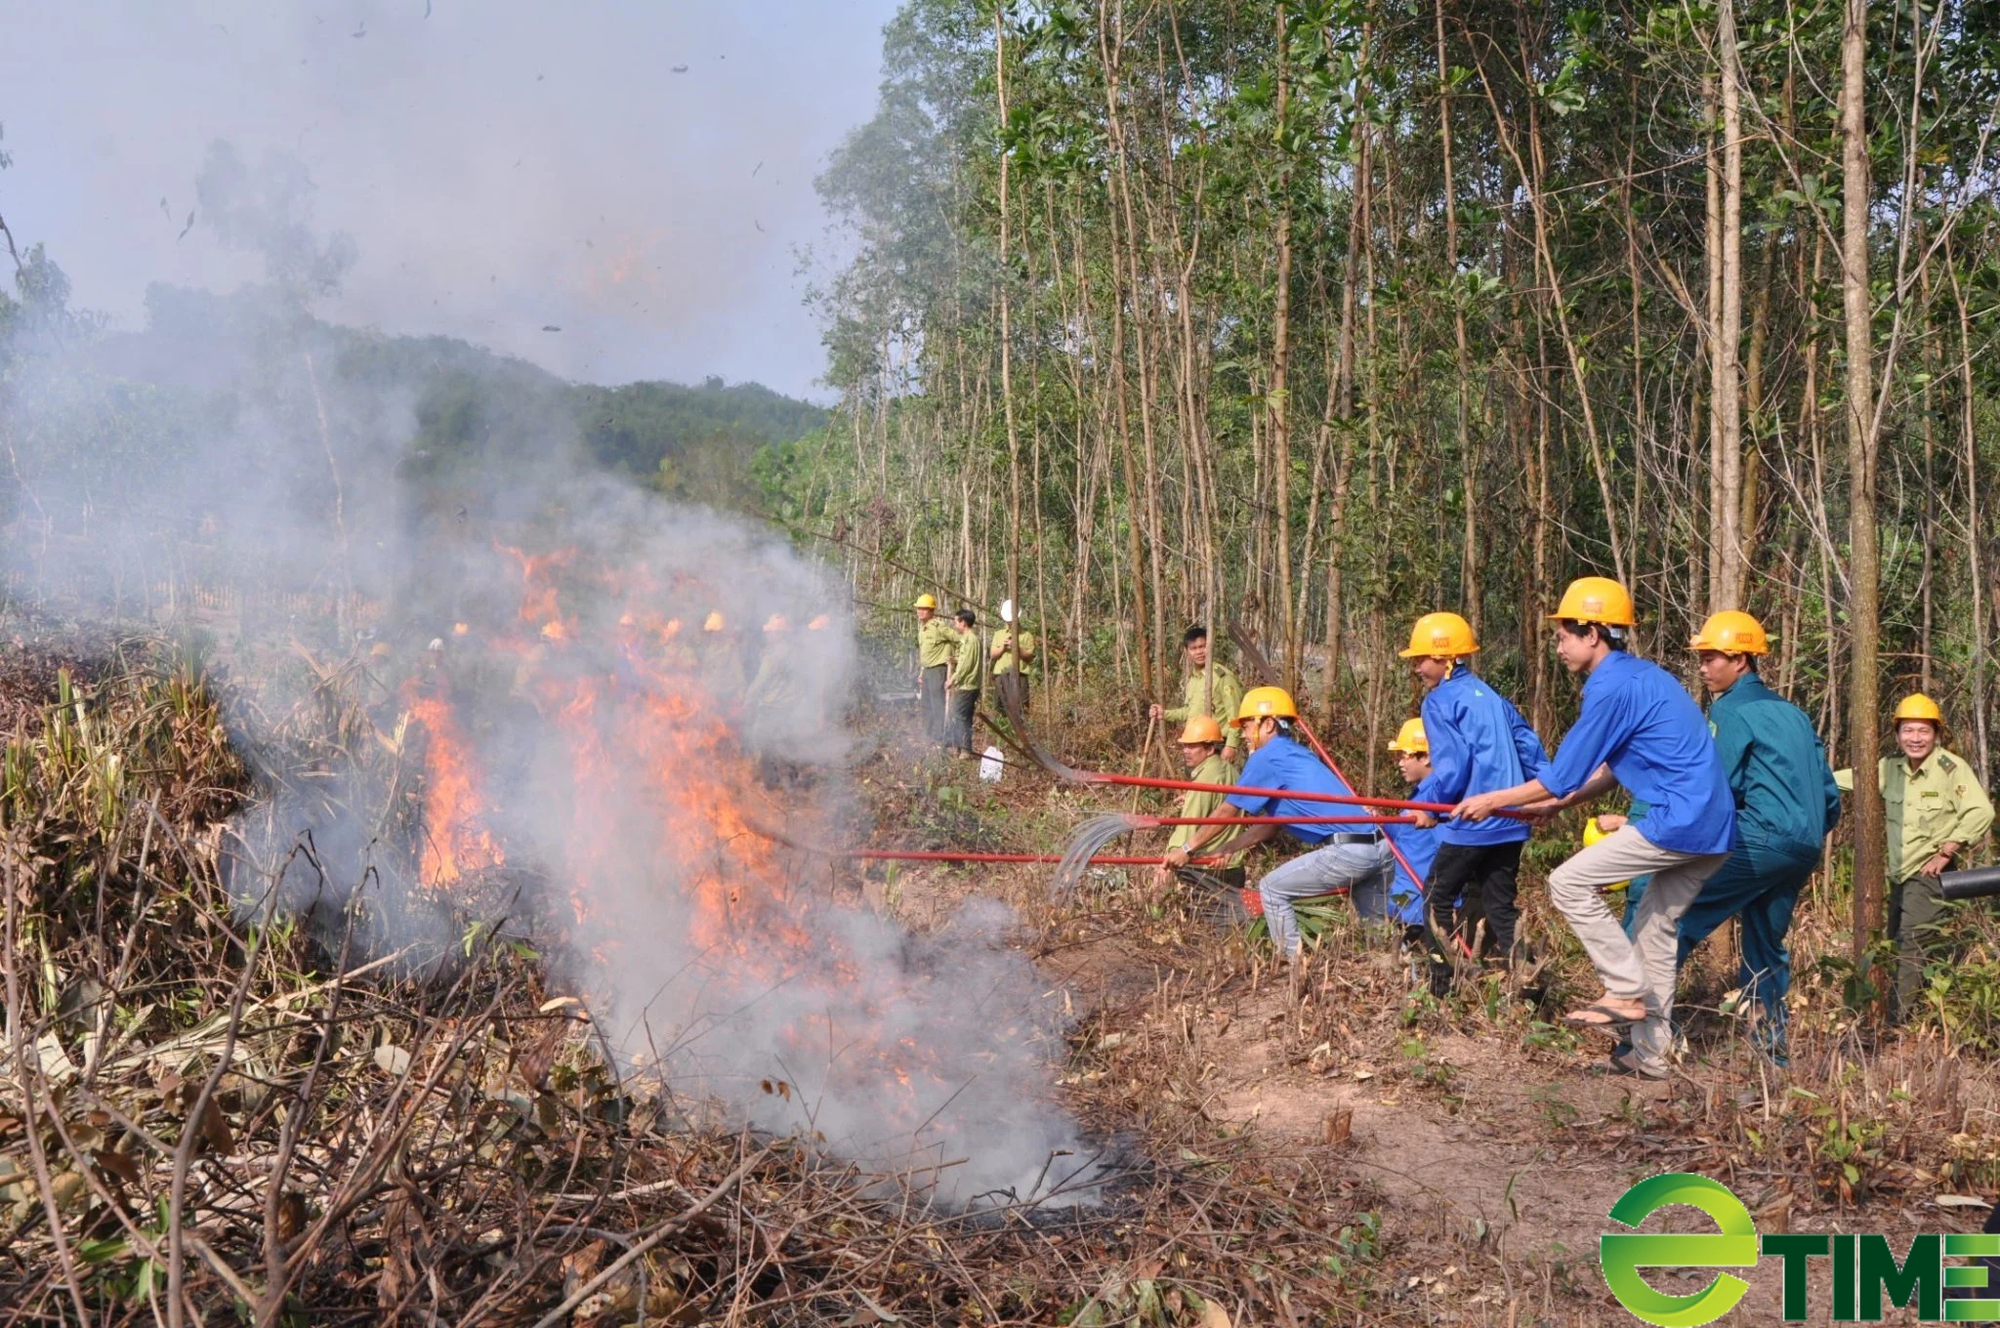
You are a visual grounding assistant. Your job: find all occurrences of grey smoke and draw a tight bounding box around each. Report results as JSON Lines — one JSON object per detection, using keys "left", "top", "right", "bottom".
{"left": 1, "top": 143, "right": 1095, "bottom": 1207}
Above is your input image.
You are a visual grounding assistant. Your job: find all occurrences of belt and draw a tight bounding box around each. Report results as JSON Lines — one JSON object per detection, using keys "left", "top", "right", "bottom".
{"left": 1330, "top": 831, "right": 1383, "bottom": 846}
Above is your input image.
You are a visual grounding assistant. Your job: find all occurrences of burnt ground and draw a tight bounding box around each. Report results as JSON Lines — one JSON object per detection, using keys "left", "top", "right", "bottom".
{"left": 854, "top": 700, "right": 2000, "bottom": 1326}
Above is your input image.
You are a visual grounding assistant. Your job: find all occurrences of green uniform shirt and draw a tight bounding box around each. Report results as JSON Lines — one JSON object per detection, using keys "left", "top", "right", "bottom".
{"left": 918, "top": 617, "right": 957, "bottom": 669}
{"left": 1836, "top": 747, "right": 1995, "bottom": 881}
{"left": 991, "top": 628, "right": 1036, "bottom": 676}
{"left": 1167, "top": 752, "right": 1247, "bottom": 868}
{"left": 1707, "top": 673, "right": 1841, "bottom": 855}
{"left": 1164, "top": 662, "right": 1244, "bottom": 748}
{"left": 949, "top": 628, "right": 982, "bottom": 691}
{"left": 745, "top": 643, "right": 801, "bottom": 711}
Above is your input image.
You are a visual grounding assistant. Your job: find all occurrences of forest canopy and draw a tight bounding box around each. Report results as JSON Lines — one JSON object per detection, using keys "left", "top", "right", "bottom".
{"left": 783, "top": 0, "right": 2000, "bottom": 809}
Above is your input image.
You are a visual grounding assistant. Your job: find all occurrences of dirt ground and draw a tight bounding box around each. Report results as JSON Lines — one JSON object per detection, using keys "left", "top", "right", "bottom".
{"left": 859, "top": 709, "right": 2000, "bottom": 1326}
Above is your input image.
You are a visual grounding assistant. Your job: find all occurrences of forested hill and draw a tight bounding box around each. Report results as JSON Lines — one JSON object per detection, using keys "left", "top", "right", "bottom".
{"left": 86, "top": 282, "right": 827, "bottom": 514}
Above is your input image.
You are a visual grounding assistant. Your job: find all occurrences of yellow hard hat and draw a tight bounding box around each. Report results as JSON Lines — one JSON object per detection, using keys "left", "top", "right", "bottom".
{"left": 1398, "top": 612, "right": 1478, "bottom": 659}
{"left": 1581, "top": 816, "right": 1632, "bottom": 889}
{"left": 1177, "top": 714, "right": 1225, "bottom": 745}
{"left": 703, "top": 611, "right": 726, "bottom": 632}
{"left": 368, "top": 642, "right": 393, "bottom": 659}
{"left": 1549, "top": 576, "right": 1636, "bottom": 628}
{"left": 763, "top": 613, "right": 790, "bottom": 633}
{"left": 663, "top": 618, "right": 683, "bottom": 636}
{"left": 1893, "top": 693, "right": 1944, "bottom": 726}
{"left": 1387, "top": 718, "right": 1429, "bottom": 754}
{"left": 1689, "top": 610, "right": 1769, "bottom": 655}
{"left": 807, "top": 614, "right": 831, "bottom": 631}
{"left": 914, "top": 594, "right": 938, "bottom": 610}
{"left": 1230, "top": 685, "right": 1299, "bottom": 728}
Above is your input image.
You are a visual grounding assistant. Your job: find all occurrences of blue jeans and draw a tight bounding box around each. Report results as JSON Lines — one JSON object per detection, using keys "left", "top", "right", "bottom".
{"left": 1675, "top": 842, "right": 1820, "bottom": 1058}
{"left": 1259, "top": 839, "right": 1395, "bottom": 957}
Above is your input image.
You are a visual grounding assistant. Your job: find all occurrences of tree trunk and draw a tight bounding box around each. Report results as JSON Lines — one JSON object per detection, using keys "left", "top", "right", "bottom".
{"left": 1713, "top": 0, "right": 1747, "bottom": 610}
{"left": 1840, "top": 0, "right": 1884, "bottom": 965}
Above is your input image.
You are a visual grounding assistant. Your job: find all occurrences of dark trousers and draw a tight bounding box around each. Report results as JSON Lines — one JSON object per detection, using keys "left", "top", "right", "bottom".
{"left": 920, "top": 665, "right": 948, "bottom": 741}
{"left": 1426, "top": 840, "right": 1526, "bottom": 963}
{"left": 945, "top": 688, "right": 979, "bottom": 753}
{"left": 995, "top": 670, "right": 1028, "bottom": 719}
{"left": 1676, "top": 843, "right": 1818, "bottom": 1055}
{"left": 1886, "top": 871, "right": 1950, "bottom": 1023}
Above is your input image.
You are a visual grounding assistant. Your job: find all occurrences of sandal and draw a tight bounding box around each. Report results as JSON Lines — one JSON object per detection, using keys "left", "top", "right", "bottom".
{"left": 1562, "top": 1001, "right": 1643, "bottom": 1030}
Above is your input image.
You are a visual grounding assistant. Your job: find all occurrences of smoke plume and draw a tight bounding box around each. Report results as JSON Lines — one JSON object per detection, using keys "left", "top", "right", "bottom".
{"left": 0, "top": 147, "right": 1095, "bottom": 1208}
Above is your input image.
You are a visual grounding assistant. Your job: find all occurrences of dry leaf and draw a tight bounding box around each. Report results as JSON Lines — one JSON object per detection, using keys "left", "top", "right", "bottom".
{"left": 373, "top": 1044, "right": 412, "bottom": 1077}
{"left": 1198, "top": 1297, "right": 1232, "bottom": 1328}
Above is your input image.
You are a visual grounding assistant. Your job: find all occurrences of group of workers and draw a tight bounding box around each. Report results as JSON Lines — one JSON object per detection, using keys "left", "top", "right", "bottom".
{"left": 913, "top": 593, "right": 1036, "bottom": 754}
{"left": 1135, "top": 577, "right": 1993, "bottom": 1076}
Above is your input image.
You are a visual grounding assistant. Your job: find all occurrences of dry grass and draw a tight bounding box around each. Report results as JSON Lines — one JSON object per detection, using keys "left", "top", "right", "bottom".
{"left": 4, "top": 634, "right": 1998, "bottom": 1326}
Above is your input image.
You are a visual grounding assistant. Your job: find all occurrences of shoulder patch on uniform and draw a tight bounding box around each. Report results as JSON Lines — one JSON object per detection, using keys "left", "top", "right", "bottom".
{"left": 1939, "top": 755, "right": 1958, "bottom": 773}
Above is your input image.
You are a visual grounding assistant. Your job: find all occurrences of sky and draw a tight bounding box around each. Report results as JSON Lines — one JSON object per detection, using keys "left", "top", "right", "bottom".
{"left": 0, "top": 1, "right": 904, "bottom": 400}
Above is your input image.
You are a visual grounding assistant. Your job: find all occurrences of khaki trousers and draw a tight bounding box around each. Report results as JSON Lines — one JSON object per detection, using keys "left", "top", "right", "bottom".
{"left": 1549, "top": 826, "right": 1728, "bottom": 1075}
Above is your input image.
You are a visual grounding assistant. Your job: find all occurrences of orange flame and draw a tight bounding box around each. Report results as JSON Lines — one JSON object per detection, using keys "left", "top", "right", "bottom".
{"left": 403, "top": 678, "right": 505, "bottom": 888}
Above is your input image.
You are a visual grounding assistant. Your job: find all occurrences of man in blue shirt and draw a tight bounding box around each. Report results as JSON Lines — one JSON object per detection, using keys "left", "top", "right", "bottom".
{"left": 1455, "top": 577, "right": 1735, "bottom": 1079}
{"left": 1400, "top": 611, "right": 1549, "bottom": 978}
{"left": 1385, "top": 718, "right": 1455, "bottom": 993}
{"left": 1163, "top": 686, "right": 1392, "bottom": 963}
{"left": 1674, "top": 611, "right": 1841, "bottom": 1065}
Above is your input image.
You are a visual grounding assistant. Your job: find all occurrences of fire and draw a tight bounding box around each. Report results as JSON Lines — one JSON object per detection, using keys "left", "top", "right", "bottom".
{"left": 402, "top": 677, "right": 505, "bottom": 888}
{"left": 392, "top": 537, "right": 1056, "bottom": 1200}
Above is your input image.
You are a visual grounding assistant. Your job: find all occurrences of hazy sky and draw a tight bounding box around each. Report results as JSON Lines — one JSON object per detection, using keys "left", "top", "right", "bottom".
{"left": 1, "top": 1, "right": 904, "bottom": 399}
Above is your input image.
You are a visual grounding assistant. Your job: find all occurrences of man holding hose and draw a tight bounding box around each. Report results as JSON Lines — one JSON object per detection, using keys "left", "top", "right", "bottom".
{"left": 1161, "top": 686, "right": 1393, "bottom": 962}
{"left": 1454, "top": 577, "right": 1736, "bottom": 1079}
{"left": 1401, "top": 611, "right": 1549, "bottom": 979}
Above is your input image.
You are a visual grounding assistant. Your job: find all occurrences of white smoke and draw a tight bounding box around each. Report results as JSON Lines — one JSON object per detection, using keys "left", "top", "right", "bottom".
{"left": 0, "top": 150, "right": 1097, "bottom": 1210}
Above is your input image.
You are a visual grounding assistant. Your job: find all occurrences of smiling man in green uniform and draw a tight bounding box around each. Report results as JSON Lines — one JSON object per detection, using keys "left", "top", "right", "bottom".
{"left": 1836, "top": 693, "right": 1995, "bottom": 1024}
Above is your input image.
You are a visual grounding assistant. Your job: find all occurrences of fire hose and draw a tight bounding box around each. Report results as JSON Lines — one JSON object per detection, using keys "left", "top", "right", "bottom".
{"left": 1942, "top": 865, "right": 2000, "bottom": 901}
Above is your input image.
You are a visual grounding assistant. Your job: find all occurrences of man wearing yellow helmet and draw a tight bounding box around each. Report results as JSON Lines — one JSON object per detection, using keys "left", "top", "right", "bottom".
{"left": 1666, "top": 611, "right": 1842, "bottom": 1064}
{"left": 1399, "top": 611, "right": 1549, "bottom": 976}
{"left": 1835, "top": 694, "right": 1994, "bottom": 1023}
{"left": 1456, "top": 577, "right": 1736, "bottom": 1079}
{"left": 698, "top": 610, "right": 747, "bottom": 703}
{"left": 1163, "top": 686, "right": 1392, "bottom": 962}
{"left": 1151, "top": 626, "right": 1245, "bottom": 762}
{"left": 1151, "top": 715, "right": 1248, "bottom": 898}
{"left": 914, "top": 594, "right": 955, "bottom": 742}
{"left": 1385, "top": 719, "right": 1455, "bottom": 995}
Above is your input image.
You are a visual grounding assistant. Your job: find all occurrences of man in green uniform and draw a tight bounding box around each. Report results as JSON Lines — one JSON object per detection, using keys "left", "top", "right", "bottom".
{"left": 914, "top": 594, "right": 955, "bottom": 743}
{"left": 1150, "top": 625, "right": 1244, "bottom": 761}
{"left": 1672, "top": 611, "right": 1841, "bottom": 1064}
{"left": 944, "top": 608, "right": 982, "bottom": 754}
{"left": 1836, "top": 693, "right": 1995, "bottom": 1023}
{"left": 990, "top": 604, "right": 1037, "bottom": 718}
{"left": 1150, "top": 714, "right": 1248, "bottom": 899}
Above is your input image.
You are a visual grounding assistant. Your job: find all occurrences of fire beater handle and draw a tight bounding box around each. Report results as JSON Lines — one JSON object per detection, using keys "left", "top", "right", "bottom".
{"left": 1070, "top": 770, "right": 1532, "bottom": 820}
{"left": 851, "top": 850, "right": 1211, "bottom": 866}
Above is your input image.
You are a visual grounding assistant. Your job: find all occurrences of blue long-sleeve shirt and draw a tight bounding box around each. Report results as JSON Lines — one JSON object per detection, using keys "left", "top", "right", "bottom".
{"left": 1387, "top": 772, "right": 1446, "bottom": 925}
{"left": 1424, "top": 666, "right": 1549, "bottom": 846}
{"left": 1541, "top": 651, "right": 1737, "bottom": 856}
{"left": 1707, "top": 672, "right": 1840, "bottom": 858}
{"left": 1226, "top": 734, "right": 1355, "bottom": 845}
